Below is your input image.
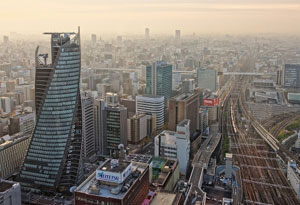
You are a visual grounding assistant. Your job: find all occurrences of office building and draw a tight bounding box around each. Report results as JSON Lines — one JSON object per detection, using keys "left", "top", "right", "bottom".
{"left": 145, "top": 28, "right": 150, "bottom": 39}
{"left": 0, "top": 97, "right": 11, "bottom": 113}
{"left": 136, "top": 95, "right": 164, "bottom": 130}
{"left": 105, "top": 104, "right": 127, "bottom": 156}
{"left": 0, "top": 133, "right": 30, "bottom": 179}
{"left": 127, "top": 114, "right": 148, "bottom": 144}
{"left": 288, "top": 93, "right": 300, "bottom": 104}
{"left": 146, "top": 61, "right": 172, "bottom": 105}
{"left": 94, "top": 98, "right": 107, "bottom": 156}
{"left": 81, "top": 95, "right": 95, "bottom": 160}
{"left": 19, "top": 30, "right": 83, "bottom": 193}
{"left": 182, "top": 79, "right": 195, "bottom": 93}
{"left": 151, "top": 157, "right": 180, "bottom": 192}
{"left": 91, "top": 34, "right": 97, "bottom": 44}
{"left": 0, "top": 179, "right": 21, "bottom": 205}
{"left": 168, "top": 91, "right": 199, "bottom": 135}
{"left": 6, "top": 80, "right": 15, "bottom": 93}
{"left": 154, "top": 120, "right": 190, "bottom": 175}
{"left": 197, "top": 68, "right": 217, "bottom": 92}
{"left": 3, "top": 36, "right": 9, "bottom": 44}
{"left": 74, "top": 158, "right": 149, "bottom": 205}
{"left": 9, "top": 111, "right": 35, "bottom": 136}
{"left": 175, "top": 30, "right": 181, "bottom": 40}
{"left": 284, "top": 64, "right": 300, "bottom": 88}
{"left": 199, "top": 108, "right": 209, "bottom": 134}
{"left": 120, "top": 98, "right": 136, "bottom": 117}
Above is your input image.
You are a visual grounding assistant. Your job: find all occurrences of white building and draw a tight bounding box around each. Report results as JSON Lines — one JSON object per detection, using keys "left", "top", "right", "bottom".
{"left": 154, "top": 119, "right": 190, "bottom": 175}
{"left": 287, "top": 160, "right": 300, "bottom": 200}
{"left": 0, "top": 179, "right": 21, "bottom": 205}
{"left": 136, "top": 95, "right": 164, "bottom": 130}
{"left": 0, "top": 97, "right": 11, "bottom": 113}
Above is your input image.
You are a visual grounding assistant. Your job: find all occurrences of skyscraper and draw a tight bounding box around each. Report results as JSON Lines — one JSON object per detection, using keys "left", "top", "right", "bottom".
{"left": 284, "top": 64, "right": 300, "bottom": 88}
{"left": 105, "top": 104, "right": 127, "bottom": 156}
{"left": 94, "top": 98, "right": 106, "bottom": 156}
{"left": 175, "top": 30, "right": 181, "bottom": 40}
{"left": 19, "top": 29, "right": 83, "bottom": 194}
{"left": 81, "top": 94, "right": 95, "bottom": 161}
{"left": 91, "top": 34, "right": 97, "bottom": 44}
{"left": 168, "top": 90, "right": 199, "bottom": 135}
{"left": 197, "top": 68, "right": 217, "bottom": 92}
{"left": 146, "top": 61, "right": 172, "bottom": 105}
{"left": 136, "top": 95, "right": 164, "bottom": 130}
{"left": 145, "top": 28, "right": 150, "bottom": 39}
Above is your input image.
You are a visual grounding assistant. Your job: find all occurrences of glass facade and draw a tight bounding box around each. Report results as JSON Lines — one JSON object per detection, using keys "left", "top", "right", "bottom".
{"left": 19, "top": 31, "right": 83, "bottom": 194}
{"left": 284, "top": 64, "right": 300, "bottom": 88}
{"left": 146, "top": 61, "right": 172, "bottom": 105}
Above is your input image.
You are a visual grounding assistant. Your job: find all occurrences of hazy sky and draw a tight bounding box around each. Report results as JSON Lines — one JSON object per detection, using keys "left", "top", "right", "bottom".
{"left": 1, "top": 0, "right": 300, "bottom": 35}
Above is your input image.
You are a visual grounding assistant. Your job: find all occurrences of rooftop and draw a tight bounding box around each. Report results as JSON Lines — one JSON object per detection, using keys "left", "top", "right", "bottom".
{"left": 76, "top": 159, "right": 148, "bottom": 200}
{"left": 178, "top": 119, "right": 190, "bottom": 127}
{"left": 173, "top": 92, "right": 193, "bottom": 101}
{"left": 126, "top": 154, "right": 152, "bottom": 164}
{"left": 0, "top": 180, "right": 18, "bottom": 193}
{"left": 99, "top": 159, "right": 130, "bottom": 173}
{"left": 151, "top": 191, "right": 176, "bottom": 205}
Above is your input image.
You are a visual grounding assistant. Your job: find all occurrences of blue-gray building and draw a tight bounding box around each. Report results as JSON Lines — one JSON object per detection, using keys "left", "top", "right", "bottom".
{"left": 284, "top": 64, "right": 300, "bottom": 88}
{"left": 19, "top": 29, "right": 83, "bottom": 194}
{"left": 197, "top": 68, "right": 217, "bottom": 92}
{"left": 146, "top": 61, "right": 172, "bottom": 105}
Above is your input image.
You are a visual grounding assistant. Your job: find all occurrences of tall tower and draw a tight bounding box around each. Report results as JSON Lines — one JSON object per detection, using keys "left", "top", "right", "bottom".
{"left": 19, "top": 29, "right": 83, "bottom": 194}
{"left": 175, "top": 30, "right": 181, "bottom": 40}
{"left": 146, "top": 61, "right": 172, "bottom": 105}
{"left": 145, "top": 28, "right": 150, "bottom": 39}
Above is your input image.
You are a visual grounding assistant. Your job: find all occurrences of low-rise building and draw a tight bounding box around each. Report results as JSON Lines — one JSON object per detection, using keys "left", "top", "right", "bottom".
{"left": 151, "top": 157, "right": 180, "bottom": 192}
{"left": 154, "top": 120, "right": 190, "bottom": 175}
{"left": 0, "top": 179, "right": 21, "bottom": 205}
{"left": 0, "top": 133, "right": 30, "bottom": 179}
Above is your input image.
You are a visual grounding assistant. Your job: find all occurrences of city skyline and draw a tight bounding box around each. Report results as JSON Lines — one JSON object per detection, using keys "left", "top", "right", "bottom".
{"left": 1, "top": 0, "right": 300, "bottom": 35}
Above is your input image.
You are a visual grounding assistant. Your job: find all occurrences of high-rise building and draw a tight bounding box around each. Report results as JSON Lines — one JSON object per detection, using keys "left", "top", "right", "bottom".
{"left": 136, "top": 95, "right": 164, "bottom": 130}
{"left": 94, "top": 98, "right": 106, "bottom": 156}
{"left": 146, "top": 61, "right": 172, "bottom": 105}
{"left": 19, "top": 29, "right": 83, "bottom": 193}
{"left": 145, "top": 28, "right": 150, "bottom": 39}
{"left": 175, "top": 30, "right": 181, "bottom": 40}
{"left": 105, "top": 104, "right": 127, "bottom": 156}
{"left": 81, "top": 95, "right": 95, "bottom": 160}
{"left": 182, "top": 79, "right": 195, "bottom": 93}
{"left": 6, "top": 80, "right": 15, "bottom": 92}
{"left": 127, "top": 114, "right": 148, "bottom": 144}
{"left": 91, "top": 34, "right": 97, "bottom": 44}
{"left": 284, "top": 64, "right": 300, "bottom": 88}
{"left": 197, "top": 68, "right": 217, "bottom": 92}
{"left": 0, "top": 97, "right": 11, "bottom": 113}
{"left": 154, "top": 119, "right": 190, "bottom": 175}
{"left": 9, "top": 112, "right": 35, "bottom": 136}
{"left": 3, "top": 36, "right": 9, "bottom": 44}
{"left": 168, "top": 90, "right": 199, "bottom": 135}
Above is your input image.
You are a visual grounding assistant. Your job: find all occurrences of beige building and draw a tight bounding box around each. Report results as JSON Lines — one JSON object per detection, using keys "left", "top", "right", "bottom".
{"left": 0, "top": 133, "right": 30, "bottom": 179}
{"left": 168, "top": 90, "right": 199, "bottom": 135}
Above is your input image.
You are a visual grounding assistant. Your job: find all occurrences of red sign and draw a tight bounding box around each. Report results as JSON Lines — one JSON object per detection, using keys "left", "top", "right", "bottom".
{"left": 203, "top": 98, "right": 219, "bottom": 106}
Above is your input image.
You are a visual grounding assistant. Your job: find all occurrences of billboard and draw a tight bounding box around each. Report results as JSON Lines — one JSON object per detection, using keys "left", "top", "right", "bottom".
{"left": 96, "top": 163, "right": 132, "bottom": 184}
{"left": 203, "top": 98, "right": 219, "bottom": 106}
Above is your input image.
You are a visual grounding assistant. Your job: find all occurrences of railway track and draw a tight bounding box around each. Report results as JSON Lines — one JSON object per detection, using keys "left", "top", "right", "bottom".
{"left": 225, "top": 78, "right": 299, "bottom": 204}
